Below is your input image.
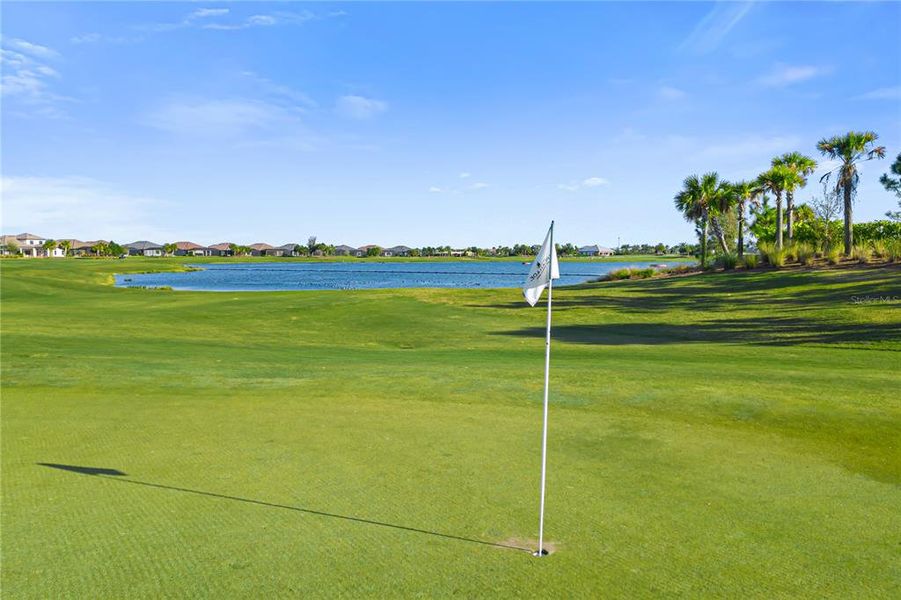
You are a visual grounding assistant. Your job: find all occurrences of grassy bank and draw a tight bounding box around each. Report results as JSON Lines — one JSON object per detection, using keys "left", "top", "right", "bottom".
{"left": 1, "top": 259, "right": 898, "bottom": 597}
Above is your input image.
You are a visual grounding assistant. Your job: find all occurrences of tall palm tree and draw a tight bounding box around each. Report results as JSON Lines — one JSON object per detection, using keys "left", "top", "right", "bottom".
{"left": 59, "top": 239, "right": 72, "bottom": 257}
{"left": 730, "top": 180, "right": 763, "bottom": 258}
{"left": 757, "top": 165, "right": 799, "bottom": 250}
{"left": 674, "top": 172, "right": 722, "bottom": 267}
{"left": 817, "top": 131, "right": 886, "bottom": 255}
{"left": 711, "top": 180, "right": 738, "bottom": 255}
{"left": 772, "top": 152, "right": 817, "bottom": 241}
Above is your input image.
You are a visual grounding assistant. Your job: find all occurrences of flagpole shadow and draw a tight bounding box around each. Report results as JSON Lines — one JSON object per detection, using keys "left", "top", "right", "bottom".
{"left": 37, "top": 463, "right": 530, "bottom": 553}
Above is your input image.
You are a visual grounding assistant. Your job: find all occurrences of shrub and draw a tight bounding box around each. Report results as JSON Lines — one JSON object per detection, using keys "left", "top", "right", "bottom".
{"left": 796, "top": 243, "right": 816, "bottom": 266}
{"left": 633, "top": 267, "right": 655, "bottom": 279}
{"left": 825, "top": 246, "right": 842, "bottom": 265}
{"left": 852, "top": 245, "right": 872, "bottom": 264}
{"left": 718, "top": 252, "right": 738, "bottom": 270}
{"left": 784, "top": 243, "right": 798, "bottom": 262}
{"left": 758, "top": 242, "right": 786, "bottom": 267}
{"left": 871, "top": 240, "right": 888, "bottom": 259}
{"left": 606, "top": 268, "right": 632, "bottom": 280}
{"left": 886, "top": 240, "right": 901, "bottom": 262}
{"left": 742, "top": 254, "right": 759, "bottom": 269}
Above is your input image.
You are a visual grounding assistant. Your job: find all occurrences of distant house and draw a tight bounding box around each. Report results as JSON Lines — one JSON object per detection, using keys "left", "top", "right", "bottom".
{"left": 12, "top": 233, "right": 47, "bottom": 257}
{"left": 73, "top": 240, "right": 110, "bottom": 256}
{"left": 579, "top": 245, "right": 614, "bottom": 257}
{"left": 174, "top": 241, "right": 212, "bottom": 256}
{"left": 333, "top": 245, "right": 358, "bottom": 256}
{"left": 208, "top": 243, "right": 234, "bottom": 257}
{"left": 126, "top": 241, "right": 164, "bottom": 257}
{"left": 384, "top": 245, "right": 412, "bottom": 257}
{"left": 1, "top": 234, "right": 21, "bottom": 255}
{"left": 249, "top": 243, "right": 274, "bottom": 257}
{"left": 275, "top": 243, "right": 302, "bottom": 257}
{"left": 357, "top": 244, "right": 380, "bottom": 257}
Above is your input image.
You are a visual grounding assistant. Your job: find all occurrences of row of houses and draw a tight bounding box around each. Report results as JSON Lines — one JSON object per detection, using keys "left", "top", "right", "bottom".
{"left": 124, "top": 242, "right": 416, "bottom": 257}
{"left": 2, "top": 233, "right": 614, "bottom": 258}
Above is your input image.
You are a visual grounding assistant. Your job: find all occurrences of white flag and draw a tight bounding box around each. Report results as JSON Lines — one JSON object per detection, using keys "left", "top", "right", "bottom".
{"left": 523, "top": 224, "right": 560, "bottom": 306}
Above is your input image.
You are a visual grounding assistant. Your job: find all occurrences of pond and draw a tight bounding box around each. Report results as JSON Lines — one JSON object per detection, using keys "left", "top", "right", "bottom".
{"left": 115, "top": 260, "right": 677, "bottom": 291}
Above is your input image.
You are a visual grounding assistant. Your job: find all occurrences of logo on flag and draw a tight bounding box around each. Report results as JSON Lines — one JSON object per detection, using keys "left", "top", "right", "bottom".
{"left": 523, "top": 223, "right": 560, "bottom": 306}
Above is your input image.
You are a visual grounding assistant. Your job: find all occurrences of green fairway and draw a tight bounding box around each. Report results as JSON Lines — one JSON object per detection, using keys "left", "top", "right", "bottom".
{"left": 2, "top": 258, "right": 899, "bottom": 598}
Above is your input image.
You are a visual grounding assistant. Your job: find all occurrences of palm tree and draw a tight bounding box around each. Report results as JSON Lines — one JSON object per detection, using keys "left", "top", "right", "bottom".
{"left": 163, "top": 242, "right": 177, "bottom": 256}
{"left": 674, "top": 172, "right": 722, "bottom": 267}
{"left": 772, "top": 152, "right": 817, "bottom": 241}
{"left": 59, "top": 239, "right": 72, "bottom": 257}
{"left": 757, "top": 165, "right": 799, "bottom": 250}
{"left": 730, "top": 180, "right": 763, "bottom": 258}
{"left": 711, "top": 180, "right": 737, "bottom": 255}
{"left": 817, "top": 131, "right": 886, "bottom": 255}
{"left": 42, "top": 239, "right": 57, "bottom": 257}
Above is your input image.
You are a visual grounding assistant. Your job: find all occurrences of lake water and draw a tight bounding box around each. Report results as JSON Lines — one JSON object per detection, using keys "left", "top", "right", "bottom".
{"left": 115, "top": 260, "right": 675, "bottom": 291}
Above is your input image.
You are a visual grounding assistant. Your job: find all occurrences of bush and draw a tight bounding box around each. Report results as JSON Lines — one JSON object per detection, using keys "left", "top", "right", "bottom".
{"left": 871, "top": 240, "right": 888, "bottom": 259}
{"left": 886, "top": 240, "right": 901, "bottom": 262}
{"left": 718, "top": 252, "right": 738, "bottom": 270}
{"left": 825, "top": 246, "right": 842, "bottom": 265}
{"left": 606, "top": 268, "right": 632, "bottom": 280}
{"left": 759, "top": 242, "right": 786, "bottom": 267}
{"left": 796, "top": 243, "right": 816, "bottom": 266}
{"left": 633, "top": 267, "right": 655, "bottom": 279}
{"left": 742, "top": 254, "right": 759, "bottom": 269}
{"left": 852, "top": 245, "right": 872, "bottom": 264}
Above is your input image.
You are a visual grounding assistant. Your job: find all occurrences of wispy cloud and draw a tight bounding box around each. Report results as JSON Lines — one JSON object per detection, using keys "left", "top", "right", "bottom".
{"left": 680, "top": 1, "right": 754, "bottom": 54}
{"left": 757, "top": 64, "right": 830, "bottom": 87}
{"left": 658, "top": 85, "right": 688, "bottom": 101}
{"left": 145, "top": 98, "right": 300, "bottom": 137}
{"left": 142, "top": 7, "right": 328, "bottom": 33}
{"left": 240, "top": 70, "right": 317, "bottom": 109}
{"left": 853, "top": 85, "right": 901, "bottom": 101}
{"left": 0, "top": 39, "right": 71, "bottom": 118}
{"left": 335, "top": 95, "right": 387, "bottom": 119}
{"left": 558, "top": 177, "right": 609, "bottom": 192}
{"left": 459, "top": 172, "right": 471, "bottom": 179}
{"left": 0, "top": 176, "right": 177, "bottom": 241}
{"left": 5, "top": 38, "right": 60, "bottom": 59}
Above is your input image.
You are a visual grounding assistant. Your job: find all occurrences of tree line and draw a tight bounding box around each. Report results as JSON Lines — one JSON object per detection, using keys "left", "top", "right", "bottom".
{"left": 674, "top": 130, "right": 898, "bottom": 267}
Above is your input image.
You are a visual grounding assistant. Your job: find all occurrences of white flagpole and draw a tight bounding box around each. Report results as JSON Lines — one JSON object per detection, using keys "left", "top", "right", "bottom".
{"left": 535, "top": 221, "right": 553, "bottom": 557}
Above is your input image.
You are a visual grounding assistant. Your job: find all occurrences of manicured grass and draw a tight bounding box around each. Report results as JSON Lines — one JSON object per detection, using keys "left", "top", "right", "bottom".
{"left": 2, "top": 258, "right": 899, "bottom": 597}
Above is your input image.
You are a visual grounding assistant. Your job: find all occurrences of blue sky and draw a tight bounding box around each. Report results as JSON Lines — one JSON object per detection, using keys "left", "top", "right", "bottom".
{"left": 2, "top": 1, "right": 899, "bottom": 246}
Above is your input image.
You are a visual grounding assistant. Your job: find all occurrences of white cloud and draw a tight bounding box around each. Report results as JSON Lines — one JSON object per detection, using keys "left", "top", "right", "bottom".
{"left": 428, "top": 186, "right": 443, "bottom": 193}
{"left": 558, "top": 177, "right": 609, "bottom": 192}
{"left": 0, "top": 40, "right": 70, "bottom": 117}
{"left": 335, "top": 95, "right": 387, "bottom": 119}
{"left": 582, "top": 177, "right": 609, "bottom": 188}
{"left": 853, "top": 86, "right": 901, "bottom": 101}
{"left": 459, "top": 172, "right": 471, "bottom": 179}
{"left": 70, "top": 33, "right": 102, "bottom": 44}
{"left": 5, "top": 38, "right": 59, "bottom": 59}
{"left": 471, "top": 182, "right": 489, "bottom": 190}
{"left": 758, "top": 64, "right": 830, "bottom": 87}
{"left": 0, "top": 176, "right": 175, "bottom": 241}
{"left": 658, "top": 85, "right": 687, "bottom": 101}
{"left": 680, "top": 1, "right": 754, "bottom": 54}
{"left": 145, "top": 98, "right": 295, "bottom": 137}
{"left": 191, "top": 8, "right": 230, "bottom": 19}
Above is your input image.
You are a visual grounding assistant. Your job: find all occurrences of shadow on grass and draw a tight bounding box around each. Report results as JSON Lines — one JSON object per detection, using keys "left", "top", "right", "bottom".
{"left": 38, "top": 463, "right": 530, "bottom": 553}
{"left": 495, "top": 316, "right": 901, "bottom": 347}
{"left": 473, "top": 265, "right": 901, "bottom": 314}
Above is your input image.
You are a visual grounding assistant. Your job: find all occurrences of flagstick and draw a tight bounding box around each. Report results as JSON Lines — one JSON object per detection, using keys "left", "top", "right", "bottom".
{"left": 535, "top": 222, "right": 553, "bottom": 557}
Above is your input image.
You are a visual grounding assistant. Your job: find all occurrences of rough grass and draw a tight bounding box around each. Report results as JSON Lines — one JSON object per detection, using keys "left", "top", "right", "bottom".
{"left": 1, "top": 258, "right": 899, "bottom": 598}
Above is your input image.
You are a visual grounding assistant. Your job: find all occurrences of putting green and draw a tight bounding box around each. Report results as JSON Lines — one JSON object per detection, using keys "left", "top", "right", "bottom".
{"left": 2, "top": 258, "right": 899, "bottom": 597}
